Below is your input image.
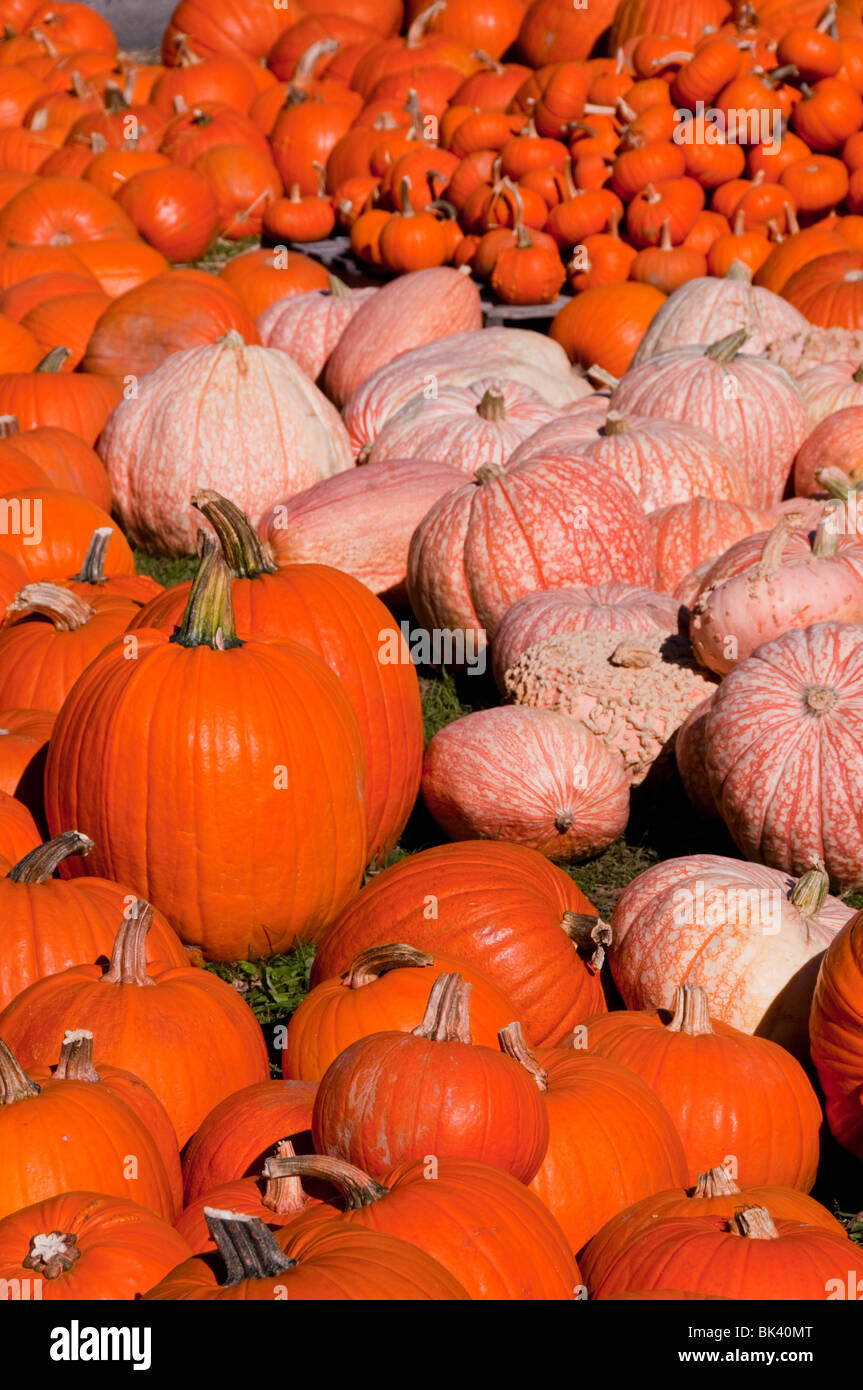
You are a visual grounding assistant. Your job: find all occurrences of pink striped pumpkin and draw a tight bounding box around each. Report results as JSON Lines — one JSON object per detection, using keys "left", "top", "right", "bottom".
{"left": 322, "top": 267, "right": 483, "bottom": 407}
{"left": 674, "top": 696, "right": 718, "bottom": 821}
{"left": 795, "top": 359, "right": 863, "bottom": 429}
{"left": 610, "top": 854, "right": 852, "bottom": 1054}
{"left": 690, "top": 512, "right": 863, "bottom": 675}
{"left": 502, "top": 394, "right": 611, "bottom": 466}
{"left": 367, "top": 378, "right": 560, "bottom": 473}
{"left": 257, "top": 279, "right": 378, "bottom": 382}
{"left": 258, "top": 458, "right": 464, "bottom": 604}
{"left": 422, "top": 707, "right": 630, "bottom": 861}
{"left": 492, "top": 582, "right": 682, "bottom": 690}
{"left": 609, "top": 332, "right": 807, "bottom": 510}
{"left": 406, "top": 456, "right": 655, "bottom": 652}
{"left": 704, "top": 621, "right": 863, "bottom": 892}
{"left": 632, "top": 272, "right": 808, "bottom": 365}
{"left": 649, "top": 497, "right": 774, "bottom": 594}
{"left": 342, "top": 328, "right": 590, "bottom": 458}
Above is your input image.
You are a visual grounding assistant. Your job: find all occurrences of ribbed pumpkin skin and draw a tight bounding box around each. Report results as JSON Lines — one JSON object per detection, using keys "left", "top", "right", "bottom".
{"left": 0, "top": 789, "right": 40, "bottom": 864}
{"left": 257, "top": 458, "right": 465, "bottom": 604}
{"left": 323, "top": 267, "right": 483, "bottom": 407}
{"left": 811, "top": 909, "right": 863, "bottom": 1158}
{"left": 42, "top": 630, "right": 368, "bottom": 960}
{"left": 422, "top": 707, "right": 630, "bottom": 861}
{"left": 0, "top": 1058, "right": 177, "bottom": 1223}
{"left": 342, "top": 327, "right": 588, "bottom": 456}
{"left": 527, "top": 1051, "right": 689, "bottom": 1255}
{"left": 0, "top": 178, "right": 136, "bottom": 248}
{"left": 143, "top": 1222, "right": 470, "bottom": 1300}
{"left": 83, "top": 270, "right": 259, "bottom": 382}
{"left": 610, "top": 0, "right": 731, "bottom": 47}
{"left": 581, "top": 1181, "right": 847, "bottom": 1292}
{"left": 127, "top": 563, "right": 421, "bottom": 866}
{"left": 649, "top": 497, "right": 775, "bottom": 594}
{"left": 0, "top": 493, "right": 133, "bottom": 583}
{"left": 610, "top": 855, "right": 852, "bottom": 1044}
{"left": 796, "top": 359, "right": 863, "bottom": 429}
{"left": 0, "top": 957, "right": 270, "bottom": 1149}
{"left": 407, "top": 456, "right": 655, "bottom": 649}
{"left": 0, "top": 595, "right": 138, "bottom": 713}
{"left": 582, "top": 1004, "right": 823, "bottom": 1190}
{"left": 367, "top": 378, "right": 560, "bottom": 473}
{"left": 609, "top": 345, "right": 808, "bottom": 510}
{"left": 782, "top": 250, "right": 863, "bottom": 328}
{"left": 0, "top": 1192, "right": 192, "bottom": 1301}
{"left": 258, "top": 285, "right": 378, "bottom": 381}
{"left": 0, "top": 872, "right": 187, "bottom": 1015}
{"left": 182, "top": 1081, "right": 317, "bottom": 1204}
{"left": 704, "top": 622, "right": 863, "bottom": 892}
{"left": 492, "top": 583, "right": 683, "bottom": 688}
{"left": 100, "top": 337, "right": 353, "bottom": 557}
{"left": 312, "top": 842, "right": 603, "bottom": 1045}
{"left": 0, "top": 709, "right": 54, "bottom": 809}
{"left": 794, "top": 406, "right": 863, "bottom": 496}
{"left": 285, "top": 950, "right": 518, "bottom": 1083}
{"left": 632, "top": 275, "right": 808, "bottom": 364}
{"left": 287, "top": 1157, "right": 580, "bottom": 1300}
{"left": 312, "top": 1025, "right": 550, "bottom": 1183}
{"left": 6, "top": 426, "right": 111, "bottom": 512}
{"left": 592, "top": 1214, "right": 857, "bottom": 1300}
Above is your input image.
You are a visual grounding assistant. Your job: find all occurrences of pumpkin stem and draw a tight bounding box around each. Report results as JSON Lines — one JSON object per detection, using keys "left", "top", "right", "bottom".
{"left": 752, "top": 511, "right": 804, "bottom": 582}
{"left": 601, "top": 410, "right": 630, "bottom": 436}
{"left": 412, "top": 972, "right": 472, "bottom": 1043}
{"left": 666, "top": 984, "right": 714, "bottom": 1036}
{"left": 498, "top": 1022, "right": 548, "bottom": 1092}
{"left": 342, "top": 943, "right": 435, "bottom": 989}
{"left": 476, "top": 386, "right": 507, "bottom": 422}
{"left": 790, "top": 860, "right": 829, "bottom": 916}
{"left": 0, "top": 414, "right": 19, "bottom": 437}
{"left": 69, "top": 527, "right": 114, "bottom": 585}
{"left": 22, "top": 1230, "right": 81, "bottom": 1279}
{"left": 191, "top": 490, "right": 277, "bottom": 581}
{"left": 0, "top": 1038, "right": 40, "bottom": 1104}
{"left": 816, "top": 468, "right": 863, "bottom": 503}
{"left": 101, "top": 899, "right": 157, "bottom": 988}
{"left": 586, "top": 364, "right": 620, "bottom": 389}
{"left": 854, "top": 364, "right": 863, "bottom": 384}
{"left": 8, "top": 831, "right": 93, "bottom": 884}
{"left": 293, "top": 37, "right": 338, "bottom": 83}
{"left": 327, "top": 272, "right": 352, "bottom": 299}
{"left": 6, "top": 582, "right": 94, "bottom": 632}
{"left": 704, "top": 328, "right": 747, "bottom": 362}
{"left": 35, "top": 347, "right": 72, "bottom": 373}
{"left": 262, "top": 1152, "right": 389, "bottom": 1210}
{"left": 52, "top": 1029, "right": 100, "bottom": 1082}
{"left": 407, "top": 1, "right": 445, "bottom": 48}
{"left": 812, "top": 513, "right": 839, "bottom": 557}
{"left": 725, "top": 257, "right": 753, "bottom": 283}
{"left": 259, "top": 1139, "right": 313, "bottom": 1216}
{"left": 693, "top": 1166, "right": 741, "bottom": 1198}
{"left": 204, "top": 1209, "right": 297, "bottom": 1284}
{"left": 731, "top": 1205, "right": 780, "bottom": 1240}
{"left": 170, "top": 537, "right": 242, "bottom": 650}
{"left": 561, "top": 911, "right": 612, "bottom": 971}
{"left": 784, "top": 203, "right": 800, "bottom": 236}
{"left": 803, "top": 683, "right": 838, "bottom": 715}
{"left": 475, "top": 461, "right": 505, "bottom": 485}
{"left": 610, "top": 637, "right": 659, "bottom": 668}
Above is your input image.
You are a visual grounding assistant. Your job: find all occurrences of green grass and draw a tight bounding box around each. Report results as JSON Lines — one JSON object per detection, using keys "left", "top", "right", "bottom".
{"left": 205, "top": 943, "right": 317, "bottom": 1028}
{"left": 133, "top": 549, "right": 197, "bottom": 587}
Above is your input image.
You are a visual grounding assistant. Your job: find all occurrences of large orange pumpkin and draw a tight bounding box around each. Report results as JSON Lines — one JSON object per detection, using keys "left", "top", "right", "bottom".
{"left": 42, "top": 545, "right": 368, "bottom": 961}
{"left": 811, "top": 907, "right": 863, "bottom": 1158}
{"left": 549, "top": 282, "right": 666, "bottom": 376}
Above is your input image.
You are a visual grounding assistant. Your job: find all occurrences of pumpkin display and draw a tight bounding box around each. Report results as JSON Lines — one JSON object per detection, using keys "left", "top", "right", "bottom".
{"left": 312, "top": 841, "right": 604, "bottom": 1046}
{"left": 582, "top": 985, "right": 823, "bottom": 1189}
{"left": 99, "top": 332, "right": 353, "bottom": 556}
{"left": 312, "top": 972, "right": 550, "bottom": 1182}
{"left": 43, "top": 543, "right": 368, "bottom": 960}
{"left": 422, "top": 707, "right": 630, "bottom": 861}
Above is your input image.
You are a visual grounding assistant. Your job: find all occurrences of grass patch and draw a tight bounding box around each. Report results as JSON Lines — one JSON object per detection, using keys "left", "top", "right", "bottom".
{"left": 134, "top": 549, "right": 197, "bottom": 588}
{"left": 205, "top": 942, "right": 316, "bottom": 1028}
{"left": 419, "top": 669, "right": 474, "bottom": 742}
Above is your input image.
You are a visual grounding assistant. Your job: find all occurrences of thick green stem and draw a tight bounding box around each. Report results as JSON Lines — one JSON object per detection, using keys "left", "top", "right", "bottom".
{"left": 170, "top": 538, "right": 242, "bottom": 650}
